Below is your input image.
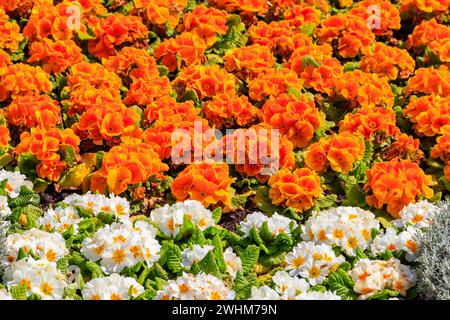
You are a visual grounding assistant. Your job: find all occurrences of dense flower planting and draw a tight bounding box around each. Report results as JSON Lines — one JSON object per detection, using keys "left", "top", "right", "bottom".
{"left": 0, "top": 0, "right": 449, "bottom": 300}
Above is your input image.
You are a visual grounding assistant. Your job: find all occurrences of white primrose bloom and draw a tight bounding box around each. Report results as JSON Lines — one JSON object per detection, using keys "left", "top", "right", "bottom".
{"left": 371, "top": 228, "right": 401, "bottom": 255}
{"left": 4, "top": 258, "right": 68, "bottom": 300}
{"left": 0, "top": 195, "right": 11, "bottom": 218}
{"left": 239, "top": 212, "right": 269, "bottom": 237}
{"left": 301, "top": 206, "right": 380, "bottom": 256}
{"left": 267, "top": 213, "right": 298, "bottom": 237}
{"left": 82, "top": 273, "right": 144, "bottom": 300}
{"left": 371, "top": 227, "right": 421, "bottom": 262}
{"left": 0, "top": 170, "right": 33, "bottom": 198}
{"left": 181, "top": 244, "right": 215, "bottom": 269}
{"left": 285, "top": 241, "right": 345, "bottom": 285}
{"left": 150, "top": 200, "right": 215, "bottom": 238}
{"left": 154, "top": 272, "right": 235, "bottom": 300}
{"left": 248, "top": 286, "right": 280, "bottom": 300}
{"left": 62, "top": 192, "right": 130, "bottom": 220}
{"left": 393, "top": 200, "right": 437, "bottom": 229}
{"left": 223, "top": 247, "right": 242, "bottom": 279}
{"left": 81, "top": 220, "right": 161, "bottom": 274}
{"left": 4, "top": 229, "right": 69, "bottom": 265}
{"left": 350, "top": 258, "right": 416, "bottom": 300}
{"left": 272, "top": 271, "right": 310, "bottom": 299}
{"left": 0, "top": 289, "right": 12, "bottom": 300}
{"left": 295, "top": 291, "right": 342, "bottom": 300}
{"left": 239, "top": 212, "right": 297, "bottom": 237}
{"left": 39, "top": 206, "right": 82, "bottom": 235}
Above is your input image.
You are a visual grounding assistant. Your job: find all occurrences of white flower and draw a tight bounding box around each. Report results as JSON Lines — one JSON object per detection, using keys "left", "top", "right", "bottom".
{"left": 350, "top": 258, "right": 416, "bottom": 299}
{"left": 268, "top": 213, "right": 297, "bottom": 237}
{"left": 285, "top": 241, "right": 344, "bottom": 284}
{"left": 154, "top": 272, "right": 235, "bottom": 300}
{"left": 223, "top": 247, "right": 242, "bottom": 279}
{"left": 82, "top": 274, "right": 144, "bottom": 300}
{"left": 150, "top": 200, "right": 215, "bottom": 237}
{"left": 181, "top": 244, "right": 214, "bottom": 269}
{"left": 39, "top": 206, "right": 82, "bottom": 235}
{"left": 302, "top": 207, "right": 380, "bottom": 256}
{"left": 81, "top": 220, "right": 161, "bottom": 274}
{"left": 62, "top": 192, "right": 130, "bottom": 220}
{"left": 371, "top": 228, "right": 401, "bottom": 255}
{"left": 239, "top": 212, "right": 269, "bottom": 237}
{"left": 0, "top": 195, "right": 11, "bottom": 219}
{"left": 4, "top": 258, "right": 67, "bottom": 300}
{"left": 394, "top": 200, "right": 437, "bottom": 229}
{"left": 249, "top": 286, "right": 280, "bottom": 300}
{"left": 398, "top": 226, "right": 421, "bottom": 262}
{"left": 272, "top": 271, "right": 309, "bottom": 299}
{"left": 0, "top": 170, "right": 33, "bottom": 198}
{"left": 5, "top": 229, "right": 69, "bottom": 265}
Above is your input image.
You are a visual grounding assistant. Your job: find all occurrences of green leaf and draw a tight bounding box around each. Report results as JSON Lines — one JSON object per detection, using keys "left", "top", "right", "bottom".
{"left": 340, "top": 174, "right": 367, "bottom": 207}
{"left": 175, "top": 215, "right": 196, "bottom": 241}
{"left": 302, "top": 55, "right": 320, "bottom": 68}
{"left": 10, "top": 285, "right": 28, "bottom": 300}
{"left": 368, "top": 289, "right": 400, "bottom": 300}
{"left": 259, "top": 251, "right": 286, "bottom": 267}
{"left": 76, "top": 30, "right": 96, "bottom": 40}
{"left": 198, "top": 251, "right": 220, "bottom": 276}
{"left": 240, "top": 245, "right": 260, "bottom": 274}
{"left": 313, "top": 194, "right": 338, "bottom": 210}
{"left": 85, "top": 261, "right": 104, "bottom": 279}
{"left": 17, "top": 153, "right": 39, "bottom": 178}
{"left": 210, "top": 15, "right": 248, "bottom": 55}
{"left": 212, "top": 207, "right": 222, "bottom": 224}
{"left": 212, "top": 234, "right": 227, "bottom": 274}
{"left": 64, "top": 285, "right": 82, "bottom": 300}
{"left": 166, "top": 245, "right": 182, "bottom": 274}
{"left": 231, "top": 193, "right": 248, "bottom": 209}
{"left": 0, "top": 153, "right": 13, "bottom": 168}
{"left": 325, "top": 269, "right": 357, "bottom": 300}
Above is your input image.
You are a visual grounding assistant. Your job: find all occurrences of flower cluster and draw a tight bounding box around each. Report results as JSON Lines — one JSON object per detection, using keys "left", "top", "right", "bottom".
{"left": 350, "top": 258, "right": 416, "bottom": 299}
{"left": 268, "top": 168, "right": 321, "bottom": 213}
{"left": 81, "top": 219, "right": 161, "bottom": 274}
{"left": 82, "top": 273, "right": 144, "bottom": 300}
{"left": 301, "top": 207, "right": 380, "bottom": 256}
{"left": 304, "top": 132, "right": 365, "bottom": 173}
{"left": 364, "top": 159, "right": 435, "bottom": 217}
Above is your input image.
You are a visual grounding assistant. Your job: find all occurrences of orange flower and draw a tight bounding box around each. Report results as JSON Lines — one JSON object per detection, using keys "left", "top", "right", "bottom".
{"left": 400, "top": 0, "right": 449, "bottom": 15}
{"left": 154, "top": 32, "right": 207, "bottom": 72}
{"left": 146, "top": 0, "right": 187, "bottom": 29}
{"left": 284, "top": 4, "right": 321, "bottom": 28}
{"left": 0, "top": 8, "right": 24, "bottom": 51}
{"left": 334, "top": 70, "right": 394, "bottom": 109}
{"left": 261, "top": 93, "right": 324, "bottom": 148}
{"left": 208, "top": 0, "right": 269, "bottom": 14}
{"left": 305, "top": 132, "right": 365, "bottom": 174}
{"left": 247, "top": 67, "right": 303, "bottom": 102}
{"left": 268, "top": 168, "right": 321, "bottom": 212}
{"left": 224, "top": 44, "right": 276, "bottom": 80}
{"left": 0, "top": 49, "right": 11, "bottom": 71}
{"left": 36, "top": 158, "right": 66, "bottom": 182}
{"left": 204, "top": 93, "right": 260, "bottom": 129}
{"left": 173, "top": 65, "right": 237, "bottom": 100}
{"left": 0, "top": 111, "right": 10, "bottom": 148}
{"left": 87, "top": 13, "right": 148, "bottom": 59}
{"left": 248, "top": 20, "right": 298, "bottom": 57}
{"left": 364, "top": 159, "right": 434, "bottom": 217}
{"left": 431, "top": 129, "right": 450, "bottom": 163}
{"left": 171, "top": 161, "right": 234, "bottom": 207}
{"left": 143, "top": 96, "right": 199, "bottom": 126}
{"left": 92, "top": 143, "right": 168, "bottom": 195}
{"left": 361, "top": 42, "right": 415, "bottom": 80}
{"left": 287, "top": 43, "right": 343, "bottom": 96}
{"left": 316, "top": 14, "right": 375, "bottom": 58}
{"left": 223, "top": 123, "right": 296, "bottom": 183}
{"left": 124, "top": 75, "right": 172, "bottom": 106}
{"left": 405, "top": 66, "right": 450, "bottom": 97}
{"left": 0, "top": 63, "right": 52, "bottom": 102}
{"left": 444, "top": 162, "right": 450, "bottom": 181}
{"left": 304, "top": 137, "right": 331, "bottom": 172}
{"left": 102, "top": 47, "right": 159, "bottom": 79}
{"left": 339, "top": 106, "right": 399, "bottom": 140}
{"left": 349, "top": 0, "right": 401, "bottom": 36}
{"left": 5, "top": 94, "right": 61, "bottom": 130}
{"left": 381, "top": 133, "right": 424, "bottom": 163}
{"left": 28, "top": 39, "right": 82, "bottom": 74}
{"left": 180, "top": 4, "right": 229, "bottom": 46}
{"left": 404, "top": 94, "right": 449, "bottom": 136}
